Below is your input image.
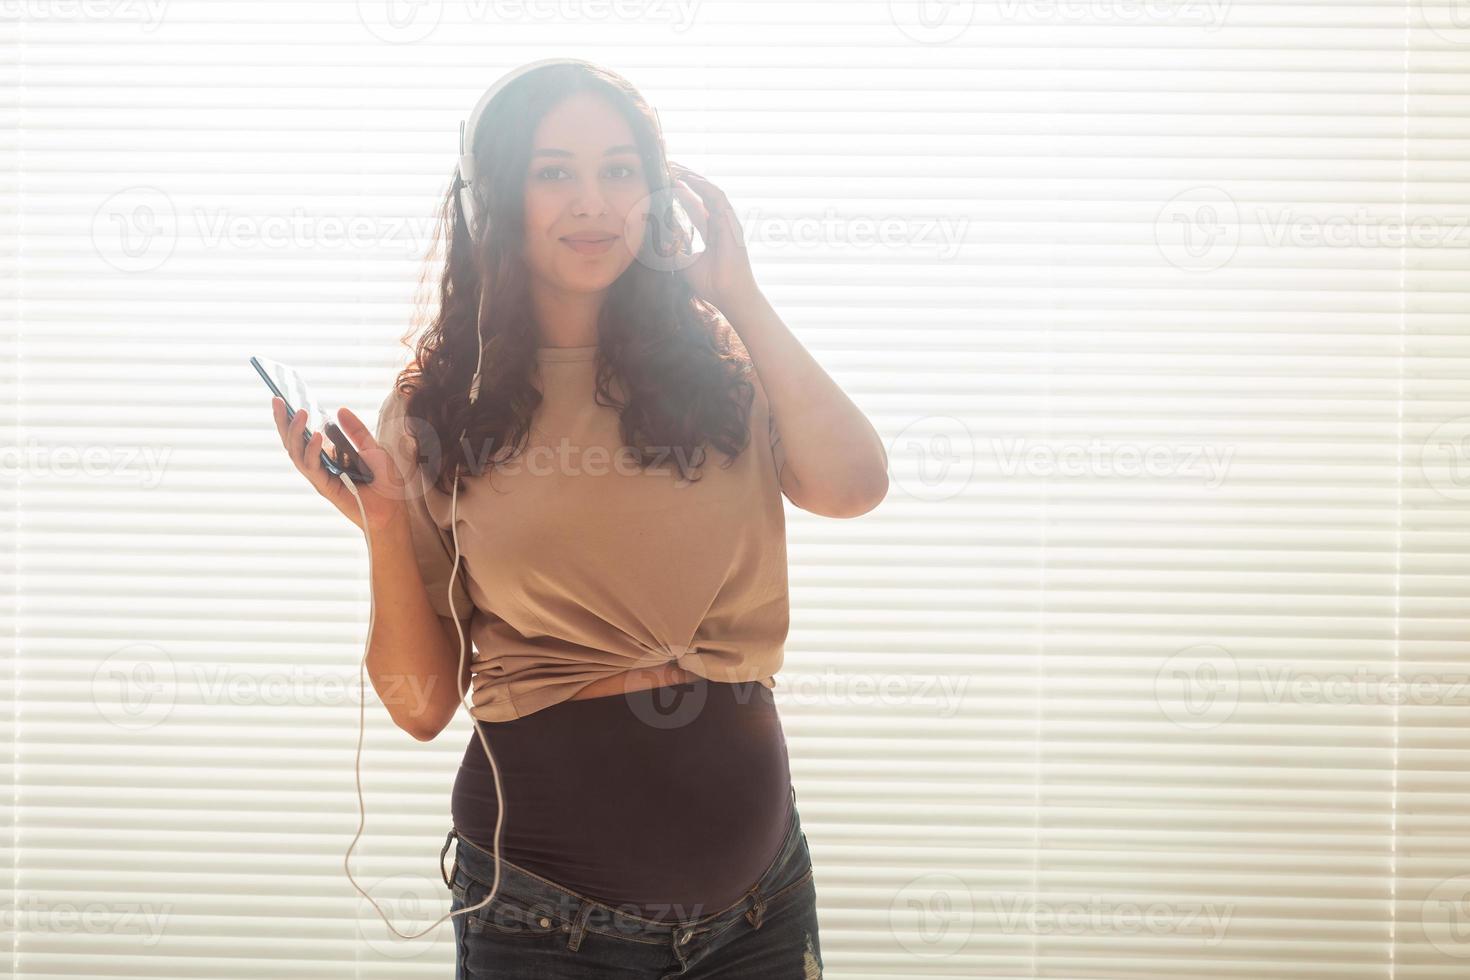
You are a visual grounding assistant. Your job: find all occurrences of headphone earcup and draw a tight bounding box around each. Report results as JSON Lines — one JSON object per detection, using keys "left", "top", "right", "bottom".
{"left": 458, "top": 176, "right": 479, "bottom": 240}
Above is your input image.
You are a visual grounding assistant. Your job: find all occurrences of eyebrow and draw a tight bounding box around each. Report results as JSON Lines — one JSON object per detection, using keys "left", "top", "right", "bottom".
{"left": 531, "top": 145, "right": 640, "bottom": 159}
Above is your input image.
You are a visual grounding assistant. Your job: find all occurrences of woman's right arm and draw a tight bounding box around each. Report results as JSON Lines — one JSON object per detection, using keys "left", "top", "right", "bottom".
{"left": 270, "top": 395, "right": 468, "bottom": 741}
{"left": 361, "top": 509, "right": 472, "bottom": 741}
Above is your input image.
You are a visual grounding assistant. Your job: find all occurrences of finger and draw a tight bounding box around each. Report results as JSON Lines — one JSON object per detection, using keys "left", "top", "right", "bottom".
{"left": 673, "top": 180, "right": 709, "bottom": 240}
{"left": 335, "top": 405, "right": 377, "bottom": 451}
{"left": 318, "top": 469, "right": 359, "bottom": 525}
{"left": 672, "top": 176, "right": 704, "bottom": 211}
{"left": 677, "top": 170, "right": 730, "bottom": 209}
{"left": 679, "top": 175, "right": 736, "bottom": 233}
{"left": 680, "top": 181, "right": 726, "bottom": 249}
{"left": 340, "top": 405, "right": 400, "bottom": 474}
{"left": 288, "top": 405, "right": 311, "bottom": 470}
{"left": 298, "top": 427, "right": 330, "bottom": 491}
{"left": 287, "top": 403, "right": 312, "bottom": 469}
{"left": 271, "top": 396, "right": 289, "bottom": 444}
{"left": 674, "top": 174, "right": 739, "bottom": 249}
{"left": 714, "top": 203, "right": 744, "bottom": 251}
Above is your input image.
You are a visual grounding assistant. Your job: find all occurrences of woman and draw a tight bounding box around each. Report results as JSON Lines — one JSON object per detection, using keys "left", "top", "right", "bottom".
{"left": 271, "top": 59, "right": 887, "bottom": 978}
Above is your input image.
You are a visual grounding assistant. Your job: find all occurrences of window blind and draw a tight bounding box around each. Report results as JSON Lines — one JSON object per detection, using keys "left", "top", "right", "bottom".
{"left": 5, "top": 2, "right": 1468, "bottom": 978}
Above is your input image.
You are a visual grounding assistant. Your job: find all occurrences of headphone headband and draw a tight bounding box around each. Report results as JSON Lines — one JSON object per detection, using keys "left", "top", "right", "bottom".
{"left": 457, "top": 57, "right": 594, "bottom": 239}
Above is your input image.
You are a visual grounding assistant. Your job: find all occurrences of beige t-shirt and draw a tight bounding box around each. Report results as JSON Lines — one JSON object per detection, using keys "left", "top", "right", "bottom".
{"left": 374, "top": 344, "right": 790, "bottom": 722}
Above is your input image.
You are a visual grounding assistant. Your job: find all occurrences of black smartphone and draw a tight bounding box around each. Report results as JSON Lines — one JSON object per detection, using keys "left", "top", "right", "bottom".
{"left": 251, "top": 355, "right": 375, "bottom": 484}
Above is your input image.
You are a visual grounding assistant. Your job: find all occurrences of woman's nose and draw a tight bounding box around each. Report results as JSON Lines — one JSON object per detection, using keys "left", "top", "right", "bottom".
{"left": 570, "top": 178, "right": 609, "bottom": 217}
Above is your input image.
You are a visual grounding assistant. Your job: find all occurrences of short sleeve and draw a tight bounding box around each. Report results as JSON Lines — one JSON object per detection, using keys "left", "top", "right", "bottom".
{"left": 374, "top": 388, "right": 475, "bottom": 627}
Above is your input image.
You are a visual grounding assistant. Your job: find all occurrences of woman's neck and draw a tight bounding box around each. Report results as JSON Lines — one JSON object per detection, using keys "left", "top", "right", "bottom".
{"left": 529, "top": 280, "right": 604, "bottom": 348}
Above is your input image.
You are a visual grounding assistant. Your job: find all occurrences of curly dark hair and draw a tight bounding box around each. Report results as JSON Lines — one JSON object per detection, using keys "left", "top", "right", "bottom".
{"left": 390, "top": 59, "right": 759, "bottom": 495}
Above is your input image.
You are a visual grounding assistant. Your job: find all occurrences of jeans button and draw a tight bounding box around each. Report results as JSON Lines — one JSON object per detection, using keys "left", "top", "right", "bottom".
{"left": 538, "top": 916, "right": 551, "bottom": 928}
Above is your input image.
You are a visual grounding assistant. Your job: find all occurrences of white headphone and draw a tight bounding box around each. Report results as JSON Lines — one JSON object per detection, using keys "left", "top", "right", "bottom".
{"left": 459, "top": 55, "right": 597, "bottom": 406}
{"left": 340, "top": 57, "right": 592, "bottom": 944}
{"left": 457, "top": 56, "right": 596, "bottom": 244}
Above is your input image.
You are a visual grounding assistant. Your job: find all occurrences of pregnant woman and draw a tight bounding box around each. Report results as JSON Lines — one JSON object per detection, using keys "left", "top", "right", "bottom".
{"left": 271, "top": 58, "right": 887, "bottom": 978}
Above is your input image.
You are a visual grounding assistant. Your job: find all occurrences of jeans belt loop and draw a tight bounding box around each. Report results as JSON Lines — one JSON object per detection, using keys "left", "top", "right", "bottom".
{"left": 440, "top": 828, "right": 459, "bottom": 890}
{"left": 744, "top": 886, "right": 766, "bottom": 929}
{"left": 567, "top": 901, "right": 594, "bottom": 952}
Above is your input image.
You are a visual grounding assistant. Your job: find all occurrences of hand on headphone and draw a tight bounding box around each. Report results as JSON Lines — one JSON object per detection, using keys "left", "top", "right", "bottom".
{"left": 668, "top": 164, "right": 760, "bottom": 314}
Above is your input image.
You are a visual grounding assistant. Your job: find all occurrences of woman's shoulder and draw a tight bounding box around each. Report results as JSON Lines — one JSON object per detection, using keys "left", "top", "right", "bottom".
{"left": 377, "top": 380, "right": 411, "bottom": 416}
{"left": 373, "top": 382, "right": 442, "bottom": 490}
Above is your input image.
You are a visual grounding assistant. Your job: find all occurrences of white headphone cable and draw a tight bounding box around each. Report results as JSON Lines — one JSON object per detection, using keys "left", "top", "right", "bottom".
{"left": 333, "top": 56, "right": 572, "bottom": 942}
{"left": 337, "top": 462, "right": 506, "bottom": 939}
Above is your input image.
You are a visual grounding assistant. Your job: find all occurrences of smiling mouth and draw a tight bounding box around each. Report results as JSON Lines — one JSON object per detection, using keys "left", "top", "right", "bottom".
{"left": 560, "top": 235, "right": 619, "bottom": 255}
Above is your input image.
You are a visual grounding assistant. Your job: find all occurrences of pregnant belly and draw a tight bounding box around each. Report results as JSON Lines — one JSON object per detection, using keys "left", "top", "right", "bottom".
{"left": 452, "top": 678, "right": 793, "bottom": 921}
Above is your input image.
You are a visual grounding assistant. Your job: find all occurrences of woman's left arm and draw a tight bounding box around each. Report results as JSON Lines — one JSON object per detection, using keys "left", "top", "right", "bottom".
{"left": 669, "top": 165, "right": 889, "bottom": 519}
{"left": 721, "top": 287, "right": 890, "bottom": 519}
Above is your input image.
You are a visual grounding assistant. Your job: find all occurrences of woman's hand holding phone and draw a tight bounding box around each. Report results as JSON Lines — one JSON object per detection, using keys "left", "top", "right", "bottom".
{"left": 270, "top": 396, "right": 407, "bottom": 533}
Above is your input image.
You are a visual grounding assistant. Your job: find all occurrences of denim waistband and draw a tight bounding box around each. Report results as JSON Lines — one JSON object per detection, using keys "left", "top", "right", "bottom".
{"left": 441, "top": 783, "right": 802, "bottom": 949}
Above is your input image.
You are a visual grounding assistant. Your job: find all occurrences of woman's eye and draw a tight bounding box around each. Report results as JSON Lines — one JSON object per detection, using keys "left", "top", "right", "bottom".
{"left": 534, "top": 164, "right": 639, "bottom": 181}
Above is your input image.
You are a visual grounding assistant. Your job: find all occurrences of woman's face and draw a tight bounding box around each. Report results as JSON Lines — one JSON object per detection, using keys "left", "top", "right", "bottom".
{"left": 520, "top": 91, "right": 650, "bottom": 295}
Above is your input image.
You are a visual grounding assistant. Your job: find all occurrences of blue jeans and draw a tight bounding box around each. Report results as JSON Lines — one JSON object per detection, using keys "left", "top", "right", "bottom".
{"left": 441, "top": 785, "right": 823, "bottom": 978}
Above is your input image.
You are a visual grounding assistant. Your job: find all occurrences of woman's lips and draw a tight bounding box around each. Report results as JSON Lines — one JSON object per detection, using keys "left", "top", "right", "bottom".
{"left": 561, "top": 236, "right": 617, "bottom": 256}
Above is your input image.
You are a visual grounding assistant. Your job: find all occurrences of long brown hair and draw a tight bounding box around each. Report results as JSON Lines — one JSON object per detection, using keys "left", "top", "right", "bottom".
{"left": 391, "top": 60, "right": 757, "bottom": 495}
